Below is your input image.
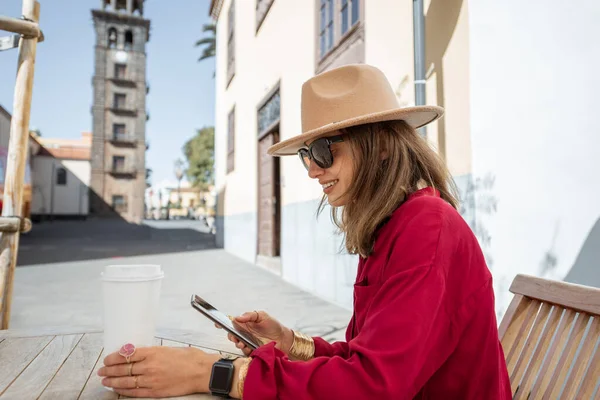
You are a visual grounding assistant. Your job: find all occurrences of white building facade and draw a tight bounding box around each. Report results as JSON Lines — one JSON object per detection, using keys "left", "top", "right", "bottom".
{"left": 31, "top": 133, "right": 91, "bottom": 220}
{"left": 211, "top": 0, "right": 600, "bottom": 315}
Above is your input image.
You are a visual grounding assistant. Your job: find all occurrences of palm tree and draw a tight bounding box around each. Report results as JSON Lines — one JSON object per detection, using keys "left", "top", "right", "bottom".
{"left": 195, "top": 23, "right": 216, "bottom": 62}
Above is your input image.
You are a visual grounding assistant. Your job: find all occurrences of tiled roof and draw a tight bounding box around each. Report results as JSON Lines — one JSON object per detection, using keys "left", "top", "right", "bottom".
{"left": 34, "top": 132, "right": 92, "bottom": 160}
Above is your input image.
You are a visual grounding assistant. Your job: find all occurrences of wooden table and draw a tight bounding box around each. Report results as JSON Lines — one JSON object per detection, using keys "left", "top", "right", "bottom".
{"left": 0, "top": 327, "right": 244, "bottom": 400}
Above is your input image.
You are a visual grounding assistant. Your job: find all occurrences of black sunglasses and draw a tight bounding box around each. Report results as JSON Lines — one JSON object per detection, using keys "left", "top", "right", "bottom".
{"left": 297, "top": 135, "right": 344, "bottom": 170}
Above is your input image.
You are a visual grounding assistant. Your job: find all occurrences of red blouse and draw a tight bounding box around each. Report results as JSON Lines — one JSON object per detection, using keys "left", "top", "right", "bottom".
{"left": 244, "top": 188, "right": 511, "bottom": 399}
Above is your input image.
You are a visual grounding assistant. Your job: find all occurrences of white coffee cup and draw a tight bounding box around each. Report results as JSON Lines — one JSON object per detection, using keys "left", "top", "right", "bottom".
{"left": 101, "top": 264, "right": 164, "bottom": 355}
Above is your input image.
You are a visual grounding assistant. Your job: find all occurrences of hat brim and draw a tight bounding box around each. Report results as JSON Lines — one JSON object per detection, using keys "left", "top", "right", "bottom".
{"left": 267, "top": 105, "right": 444, "bottom": 156}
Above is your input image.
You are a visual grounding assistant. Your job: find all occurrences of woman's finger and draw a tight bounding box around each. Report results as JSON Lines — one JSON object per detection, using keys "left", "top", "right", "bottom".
{"left": 242, "top": 347, "right": 253, "bottom": 356}
{"left": 227, "top": 333, "right": 240, "bottom": 344}
{"left": 101, "top": 374, "right": 147, "bottom": 390}
{"left": 103, "top": 346, "right": 149, "bottom": 367}
{"left": 98, "top": 362, "right": 132, "bottom": 377}
{"left": 235, "top": 311, "right": 259, "bottom": 323}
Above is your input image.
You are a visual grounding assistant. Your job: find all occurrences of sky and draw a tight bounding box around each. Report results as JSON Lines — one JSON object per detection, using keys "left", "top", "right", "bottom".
{"left": 0, "top": 0, "right": 216, "bottom": 189}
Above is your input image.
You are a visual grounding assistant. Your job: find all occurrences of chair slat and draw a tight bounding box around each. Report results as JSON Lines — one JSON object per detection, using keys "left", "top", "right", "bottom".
{"left": 499, "top": 294, "right": 527, "bottom": 340}
{"left": 510, "top": 302, "right": 551, "bottom": 394}
{"left": 504, "top": 299, "right": 540, "bottom": 376}
{"left": 562, "top": 317, "right": 600, "bottom": 399}
{"left": 529, "top": 308, "right": 576, "bottom": 400}
{"left": 577, "top": 336, "right": 600, "bottom": 399}
{"left": 542, "top": 313, "right": 590, "bottom": 400}
{"left": 514, "top": 305, "right": 562, "bottom": 400}
{"left": 501, "top": 275, "right": 600, "bottom": 400}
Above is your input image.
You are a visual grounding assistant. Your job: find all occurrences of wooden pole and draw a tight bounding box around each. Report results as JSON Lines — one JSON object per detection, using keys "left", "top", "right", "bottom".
{"left": 0, "top": 0, "right": 40, "bottom": 330}
{"left": 0, "top": 15, "right": 40, "bottom": 38}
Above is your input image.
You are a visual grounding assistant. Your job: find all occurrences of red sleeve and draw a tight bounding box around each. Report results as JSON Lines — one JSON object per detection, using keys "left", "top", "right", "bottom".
{"left": 312, "top": 337, "right": 349, "bottom": 358}
{"left": 243, "top": 207, "right": 455, "bottom": 399}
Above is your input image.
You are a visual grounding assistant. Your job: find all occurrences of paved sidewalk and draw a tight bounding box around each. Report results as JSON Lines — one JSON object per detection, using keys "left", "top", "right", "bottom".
{"left": 11, "top": 247, "right": 351, "bottom": 342}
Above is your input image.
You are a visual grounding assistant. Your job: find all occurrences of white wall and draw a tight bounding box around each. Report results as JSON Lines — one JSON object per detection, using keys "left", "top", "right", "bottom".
{"left": 213, "top": 0, "right": 361, "bottom": 308}
{"left": 468, "top": 0, "right": 600, "bottom": 314}
{"left": 32, "top": 157, "right": 90, "bottom": 216}
{"left": 215, "top": 0, "right": 322, "bottom": 262}
{"left": 215, "top": 0, "right": 322, "bottom": 216}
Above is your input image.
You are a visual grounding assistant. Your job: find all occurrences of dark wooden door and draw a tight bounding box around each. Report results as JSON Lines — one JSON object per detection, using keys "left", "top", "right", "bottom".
{"left": 257, "top": 132, "right": 281, "bottom": 257}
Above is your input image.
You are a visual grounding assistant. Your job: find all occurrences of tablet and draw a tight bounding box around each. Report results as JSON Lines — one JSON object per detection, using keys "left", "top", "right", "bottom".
{"left": 190, "top": 294, "right": 260, "bottom": 350}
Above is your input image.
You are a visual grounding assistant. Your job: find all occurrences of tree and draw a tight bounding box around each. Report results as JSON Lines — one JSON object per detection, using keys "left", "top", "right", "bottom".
{"left": 195, "top": 23, "right": 216, "bottom": 62}
{"left": 183, "top": 126, "right": 214, "bottom": 190}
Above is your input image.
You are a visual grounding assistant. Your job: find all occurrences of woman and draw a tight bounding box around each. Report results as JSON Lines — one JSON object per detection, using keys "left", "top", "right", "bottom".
{"left": 99, "top": 64, "right": 511, "bottom": 399}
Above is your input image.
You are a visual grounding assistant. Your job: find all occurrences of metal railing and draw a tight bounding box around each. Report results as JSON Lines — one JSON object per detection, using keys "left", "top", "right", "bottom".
{"left": 110, "top": 164, "right": 138, "bottom": 175}
{"left": 111, "top": 133, "right": 136, "bottom": 144}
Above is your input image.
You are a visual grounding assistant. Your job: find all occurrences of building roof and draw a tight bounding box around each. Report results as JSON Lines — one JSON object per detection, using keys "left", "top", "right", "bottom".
{"left": 34, "top": 132, "right": 92, "bottom": 161}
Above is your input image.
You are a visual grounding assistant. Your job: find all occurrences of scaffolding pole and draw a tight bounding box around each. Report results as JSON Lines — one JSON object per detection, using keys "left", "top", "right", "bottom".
{"left": 0, "top": 0, "right": 41, "bottom": 330}
{"left": 0, "top": 14, "right": 40, "bottom": 38}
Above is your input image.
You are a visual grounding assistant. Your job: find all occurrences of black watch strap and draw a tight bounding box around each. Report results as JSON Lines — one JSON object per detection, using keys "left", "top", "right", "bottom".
{"left": 209, "top": 358, "right": 238, "bottom": 398}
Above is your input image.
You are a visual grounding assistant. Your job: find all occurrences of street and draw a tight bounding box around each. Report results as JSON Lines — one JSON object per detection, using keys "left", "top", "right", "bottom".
{"left": 10, "top": 219, "right": 351, "bottom": 342}
{"left": 17, "top": 219, "right": 217, "bottom": 266}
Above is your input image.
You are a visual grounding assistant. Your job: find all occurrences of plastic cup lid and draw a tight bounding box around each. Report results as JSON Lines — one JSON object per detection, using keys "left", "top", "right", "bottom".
{"left": 101, "top": 264, "right": 164, "bottom": 282}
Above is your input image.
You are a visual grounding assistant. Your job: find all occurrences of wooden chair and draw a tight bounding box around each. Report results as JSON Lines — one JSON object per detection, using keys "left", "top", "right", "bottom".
{"left": 499, "top": 274, "right": 600, "bottom": 399}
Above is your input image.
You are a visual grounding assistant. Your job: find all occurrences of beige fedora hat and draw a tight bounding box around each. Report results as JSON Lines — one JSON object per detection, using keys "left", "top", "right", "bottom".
{"left": 268, "top": 64, "right": 444, "bottom": 156}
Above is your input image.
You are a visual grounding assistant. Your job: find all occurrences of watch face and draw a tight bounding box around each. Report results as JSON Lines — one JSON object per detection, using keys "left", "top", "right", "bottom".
{"left": 211, "top": 364, "right": 232, "bottom": 391}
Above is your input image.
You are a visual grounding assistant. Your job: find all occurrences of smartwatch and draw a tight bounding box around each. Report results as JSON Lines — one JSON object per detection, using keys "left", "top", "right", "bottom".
{"left": 209, "top": 357, "right": 238, "bottom": 398}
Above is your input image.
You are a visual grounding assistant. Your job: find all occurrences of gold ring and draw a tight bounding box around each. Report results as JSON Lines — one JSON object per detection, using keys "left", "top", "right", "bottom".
{"left": 254, "top": 310, "right": 259, "bottom": 320}
{"left": 128, "top": 363, "right": 134, "bottom": 376}
{"left": 134, "top": 375, "right": 139, "bottom": 389}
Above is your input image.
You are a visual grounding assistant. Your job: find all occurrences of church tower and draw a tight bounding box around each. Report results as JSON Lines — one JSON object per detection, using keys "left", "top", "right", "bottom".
{"left": 90, "top": 0, "right": 150, "bottom": 223}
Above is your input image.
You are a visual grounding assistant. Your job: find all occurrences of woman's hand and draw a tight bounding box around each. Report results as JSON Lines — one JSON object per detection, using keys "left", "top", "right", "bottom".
{"left": 98, "top": 346, "right": 221, "bottom": 398}
{"left": 221, "top": 311, "right": 294, "bottom": 356}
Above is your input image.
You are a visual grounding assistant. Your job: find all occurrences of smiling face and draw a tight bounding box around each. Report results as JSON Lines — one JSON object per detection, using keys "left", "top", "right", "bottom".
{"left": 304, "top": 133, "right": 355, "bottom": 207}
{"left": 299, "top": 120, "right": 459, "bottom": 258}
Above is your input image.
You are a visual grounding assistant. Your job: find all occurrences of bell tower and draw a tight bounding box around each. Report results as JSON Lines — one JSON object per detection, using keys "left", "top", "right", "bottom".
{"left": 90, "top": 0, "right": 150, "bottom": 223}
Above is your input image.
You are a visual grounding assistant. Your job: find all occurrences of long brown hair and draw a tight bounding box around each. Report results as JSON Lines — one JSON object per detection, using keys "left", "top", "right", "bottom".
{"left": 319, "top": 120, "right": 460, "bottom": 258}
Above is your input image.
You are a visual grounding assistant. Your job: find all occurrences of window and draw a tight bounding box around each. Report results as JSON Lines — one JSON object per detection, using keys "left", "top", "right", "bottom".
{"left": 317, "top": 0, "right": 362, "bottom": 63}
{"left": 256, "top": 0, "right": 274, "bottom": 31}
{"left": 227, "top": 1, "right": 236, "bottom": 85}
{"left": 113, "top": 93, "right": 126, "bottom": 109}
{"left": 114, "top": 63, "right": 127, "bottom": 79}
{"left": 319, "top": 0, "right": 334, "bottom": 58}
{"left": 56, "top": 167, "right": 67, "bottom": 185}
{"left": 227, "top": 108, "right": 235, "bottom": 173}
{"left": 125, "top": 30, "right": 133, "bottom": 50}
{"left": 257, "top": 88, "right": 280, "bottom": 137}
{"left": 340, "top": 0, "right": 360, "bottom": 35}
{"left": 112, "top": 195, "right": 127, "bottom": 212}
{"left": 351, "top": 0, "right": 359, "bottom": 26}
{"left": 113, "top": 155, "right": 125, "bottom": 171}
{"left": 108, "top": 27, "right": 117, "bottom": 48}
{"left": 113, "top": 123, "right": 126, "bottom": 140}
